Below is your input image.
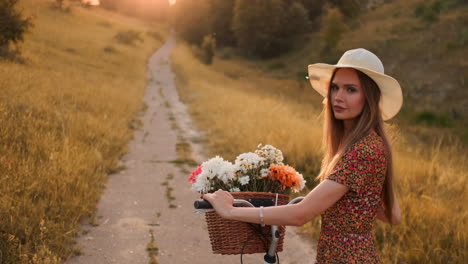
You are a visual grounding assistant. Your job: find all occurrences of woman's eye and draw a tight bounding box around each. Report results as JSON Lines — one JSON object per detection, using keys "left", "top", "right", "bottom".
{"left": 347, "top": 87, "right": 357, "bottom": 93}
{"left": 331, "top": 85, "right": 338, "bottom": 91}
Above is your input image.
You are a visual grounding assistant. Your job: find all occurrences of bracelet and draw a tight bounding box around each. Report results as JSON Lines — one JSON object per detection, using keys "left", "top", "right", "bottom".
{"left": 259, "top": 206, "right": 265, "bottom": 227}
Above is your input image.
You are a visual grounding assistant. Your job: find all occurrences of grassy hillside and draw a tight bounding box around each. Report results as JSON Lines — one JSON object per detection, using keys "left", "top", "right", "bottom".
{"left": 171, "top": 1, "right": 467, "bottom": 263}
{"left": 269, "top": 0, "right": 468, "bottom": 143}
{"left": 0, "top": 0, "right": 166, "bottom": 262}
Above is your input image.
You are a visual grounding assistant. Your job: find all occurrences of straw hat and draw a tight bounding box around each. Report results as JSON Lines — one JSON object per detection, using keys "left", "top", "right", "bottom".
{"left": 308, "top": 48, "right": 403, "bottom": 120}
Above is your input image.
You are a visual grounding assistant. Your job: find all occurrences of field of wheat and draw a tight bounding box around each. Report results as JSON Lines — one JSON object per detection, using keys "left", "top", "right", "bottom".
{"left": 0, "top": 0, "right": 166, "bottom": 262}
{"left": 172, "top": 43, "right": 467, "bottom": 263}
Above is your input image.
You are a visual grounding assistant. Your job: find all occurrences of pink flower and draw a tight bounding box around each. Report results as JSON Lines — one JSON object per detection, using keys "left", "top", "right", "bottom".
{"left": 189, "top": 165, "right": 203, "bottom": 183}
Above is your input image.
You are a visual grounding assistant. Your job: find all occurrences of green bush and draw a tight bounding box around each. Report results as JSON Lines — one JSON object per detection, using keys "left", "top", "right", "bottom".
{"left": 415, "top": 111, "right": 451, "bottom": 127}
{"left": 190, "top": 35, "right": 217, "bottom": 65}
{"left": 333, "top": 0, "right": 362, "bottom": 18}
{"left": 268, "top": 62, "right": 286, "bottom": 70}
{"left": 0, "top": 0, "right": 32, "bottom": 58}
{"left": 146, "top": 30, "right": 164, "bottom": 42}
{"left": 200, "top": 35, "right": 216, "bottom": 64}
{"left": 447, "top": 25, "right": 468, "bottom": 50}
{"left": 114, "top": 30, "right": 143, "bottom": 46}
{"left": 103, "top": 45, "right": 118, "bottom": 53}
{"left": 414, "top": 0, "right": 462, "bottom": 24}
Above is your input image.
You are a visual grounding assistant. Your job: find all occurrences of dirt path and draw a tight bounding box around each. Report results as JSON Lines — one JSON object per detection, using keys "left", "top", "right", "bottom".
{"left": 67, "top": 33, "right": 316, "bottom": 264}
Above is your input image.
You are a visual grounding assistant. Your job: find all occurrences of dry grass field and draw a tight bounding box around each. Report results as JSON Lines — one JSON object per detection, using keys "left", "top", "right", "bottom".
{"left": 1, "top": 0, "right": 466, "bottom": 263}
{"left": 0, "top": 0, "right": 166, "bottom": 262}
{"left": 172, "top": 43, "right": 467, "bottom": 263}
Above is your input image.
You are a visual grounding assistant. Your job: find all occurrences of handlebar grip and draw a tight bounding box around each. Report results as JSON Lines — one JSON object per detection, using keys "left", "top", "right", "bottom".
{"left": 194, "top": 200, "right": 212, "bottom": 209}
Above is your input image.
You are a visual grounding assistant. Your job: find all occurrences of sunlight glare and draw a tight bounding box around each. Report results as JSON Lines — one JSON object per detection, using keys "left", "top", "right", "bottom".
{"left": 83, "top": 0, "right": 99, "bottom": 5}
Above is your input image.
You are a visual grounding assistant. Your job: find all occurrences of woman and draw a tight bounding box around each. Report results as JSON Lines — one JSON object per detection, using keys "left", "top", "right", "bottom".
{"left": 203, "top": 48, "right": 402, "bottom": 263}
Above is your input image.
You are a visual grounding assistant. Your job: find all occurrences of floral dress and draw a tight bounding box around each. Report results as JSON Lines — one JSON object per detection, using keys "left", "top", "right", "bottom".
{"left": 315, "top": 130, "right": 387, "bottom": 264}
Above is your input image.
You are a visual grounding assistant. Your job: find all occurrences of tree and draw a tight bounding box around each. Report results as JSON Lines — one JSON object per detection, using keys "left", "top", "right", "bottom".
{"left": 0, "top": 0, "right": 32, "bottom": 57}
{"left": 296, "top": 0, "right": 327, "bottom": 22}
{"left": 200, "top": 34, "right": 216, "bottom": 64}
{"left": 209, "top": 0, "right": 236, "bottom": 47}
{"left": 330, "top": 0, "right": 363, "bottom": 18}
{"left": 282, "top": 1, "right": 311, "bottom": 37}
{"left": 319, "top": 6, "right": 347, "bottom": 54}
{"left": 232, "top": 0, "right": 284, "bottom": 57}
{"left": 233, "top": 0, "right": 311, "bottom": 58}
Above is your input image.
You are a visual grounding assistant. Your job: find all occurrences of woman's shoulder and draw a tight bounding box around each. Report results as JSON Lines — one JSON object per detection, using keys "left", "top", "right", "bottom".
{"left": 346, "top": 130, "right": 386, "bottom": 160}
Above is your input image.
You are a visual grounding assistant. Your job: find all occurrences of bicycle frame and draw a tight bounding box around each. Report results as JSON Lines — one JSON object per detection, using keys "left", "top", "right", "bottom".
{"left": 194, "top": 196, "right": 304, "bottom": 264}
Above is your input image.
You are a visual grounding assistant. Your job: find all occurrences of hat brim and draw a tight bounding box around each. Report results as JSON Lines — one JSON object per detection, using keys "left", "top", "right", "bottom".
{"left": 308, "top": 63, "right": 403, "bottom": 121}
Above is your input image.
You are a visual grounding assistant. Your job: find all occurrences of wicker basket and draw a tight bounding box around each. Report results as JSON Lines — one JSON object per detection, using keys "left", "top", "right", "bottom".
{"left": 205, "top": 192, "right": 289, "bottom": 255}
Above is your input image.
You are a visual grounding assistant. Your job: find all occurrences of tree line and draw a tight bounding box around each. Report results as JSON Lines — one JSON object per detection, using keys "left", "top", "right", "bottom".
{"left": 1, "top": 0, "right": 366, "bottom": 60}
{"left": 172, "top": 0, "right": 365, "bottom": 59}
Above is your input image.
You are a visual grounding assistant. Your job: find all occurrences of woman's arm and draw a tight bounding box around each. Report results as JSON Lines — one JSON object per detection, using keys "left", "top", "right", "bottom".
{"left": 203, "top": 179, "right": 348, "bottom": 226}
{"left": 376, "top": 191, "right": 401, "bottom": 225}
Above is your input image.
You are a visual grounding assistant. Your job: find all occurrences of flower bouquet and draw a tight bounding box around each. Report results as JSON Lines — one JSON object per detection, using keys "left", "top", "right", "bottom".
{"left": 189, "top": 144, "right": 306, "bottom": 255}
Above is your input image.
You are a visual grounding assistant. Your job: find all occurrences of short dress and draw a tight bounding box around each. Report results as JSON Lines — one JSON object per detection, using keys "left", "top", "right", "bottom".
{"left": 315, "top": 130, "right": 387, "bottom": 264}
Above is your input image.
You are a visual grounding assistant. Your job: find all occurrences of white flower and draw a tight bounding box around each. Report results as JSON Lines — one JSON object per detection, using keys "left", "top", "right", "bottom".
{"left": 201, "top": 156, "right": 235, "bottom": 183}
{"left": 260, "top": 168, "right": 269, "bottom": 178}
{"left": 238, "top": 175, "right": 250, "bottom": 185}
{"left": 291, "top": 173, "right": 306, "bottom": 193}
{"left": 217, "top": 161, "right": 236, "bottom": 183}
{"left": 191, "top": 173, "right": 210, "bottom": 193}
{"left": 255, "top": 144, "right": 284, "bottom": 164}
{"left": 192, "top": 156, "right": 235, "bottom": 193}
{"left": 229, "top": 187, "right": 241, "bottom": 192}
{"left": 234, "top": 152, "right": 265, "bottom": 173}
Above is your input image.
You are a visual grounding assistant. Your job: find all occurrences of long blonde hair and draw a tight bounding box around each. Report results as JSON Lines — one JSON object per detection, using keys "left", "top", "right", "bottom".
{"left": 317, "top": 68, "right": 396, "bottom": 221}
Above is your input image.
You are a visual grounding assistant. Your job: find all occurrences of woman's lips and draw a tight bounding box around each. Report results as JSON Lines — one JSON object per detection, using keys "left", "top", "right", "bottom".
{"left": 333, "top": 106, "right": 346, "bottom": 112}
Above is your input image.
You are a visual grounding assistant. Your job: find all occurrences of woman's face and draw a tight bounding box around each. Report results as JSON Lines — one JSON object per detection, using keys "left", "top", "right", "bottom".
{"left": 330, "top": 68, "right": 366, "bottom": 121}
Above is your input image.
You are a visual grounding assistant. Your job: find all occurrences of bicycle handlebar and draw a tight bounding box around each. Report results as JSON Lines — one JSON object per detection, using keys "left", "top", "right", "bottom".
{"left": 194, "top": 196, "right": 304, "bottom": 209}
{"left": 194, "top": 200, "right": 212, "bottom": 209}
{"left": 194, "top": 198, "right": 268, "bottom": 209}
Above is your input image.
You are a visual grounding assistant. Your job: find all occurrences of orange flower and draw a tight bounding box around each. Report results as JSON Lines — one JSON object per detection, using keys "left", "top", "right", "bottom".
{"left": 269, "top": 164, "right": 301, "bottom": 188}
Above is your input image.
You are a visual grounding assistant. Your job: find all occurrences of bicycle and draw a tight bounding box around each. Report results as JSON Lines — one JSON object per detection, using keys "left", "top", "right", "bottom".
{"left": 194, "top": 196, "right": 304, "bottom": 264}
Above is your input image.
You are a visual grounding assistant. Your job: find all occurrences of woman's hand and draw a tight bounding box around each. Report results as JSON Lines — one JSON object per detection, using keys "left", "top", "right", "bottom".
{"left": 202, "top": 189, "right": 234, "bottom": 219}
